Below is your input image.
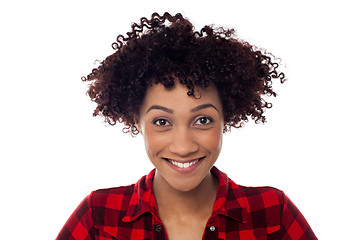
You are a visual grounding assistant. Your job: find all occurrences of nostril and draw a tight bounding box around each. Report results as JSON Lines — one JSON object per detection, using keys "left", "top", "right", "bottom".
{"left": 168, "top": 131, "right": 199, "bottom": 155}
{"left": 168, "top": 142, "right": 199, "bottom": 156}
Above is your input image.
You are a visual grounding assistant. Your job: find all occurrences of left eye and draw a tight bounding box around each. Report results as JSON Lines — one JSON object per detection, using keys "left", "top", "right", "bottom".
{"left": 195, "top": 117, "right": 213, "bottom": 126}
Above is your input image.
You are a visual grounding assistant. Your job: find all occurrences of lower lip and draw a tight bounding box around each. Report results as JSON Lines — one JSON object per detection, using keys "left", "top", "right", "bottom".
{"left": 165, "top": 158, "right": 204, "bottom": 173}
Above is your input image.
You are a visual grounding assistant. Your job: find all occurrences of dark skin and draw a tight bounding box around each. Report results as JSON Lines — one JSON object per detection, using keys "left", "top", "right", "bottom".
{"left": 135, "top": 81, "right": 224, "bottom": 239}
{"left": 155, "top": 172, "right": 218, "bottom": 239}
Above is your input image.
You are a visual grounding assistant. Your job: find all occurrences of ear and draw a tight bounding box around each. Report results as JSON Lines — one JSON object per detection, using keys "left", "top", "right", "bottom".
{"left": 222, "top": 120, "right": 227, "bottom": 134}
{"left": 134, "top": 116, "right": 143, "bottom": 135}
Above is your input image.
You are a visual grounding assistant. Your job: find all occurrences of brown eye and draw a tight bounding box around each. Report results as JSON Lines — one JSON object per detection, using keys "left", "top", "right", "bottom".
{"left": 195, "top": 116, "right": 213, "bottom": 126}
{"left": 153, "top": 118, "right": 171, "bottom": 126}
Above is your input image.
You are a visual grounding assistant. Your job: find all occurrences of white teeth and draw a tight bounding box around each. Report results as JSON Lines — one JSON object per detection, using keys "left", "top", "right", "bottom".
{"left": 168, "top": 158, "right": 200, "bottom": 168}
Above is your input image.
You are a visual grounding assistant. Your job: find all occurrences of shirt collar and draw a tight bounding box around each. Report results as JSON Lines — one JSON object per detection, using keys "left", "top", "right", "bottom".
{"left": 210, "top": 167, "right": 248, "bottom": 223}
{"left": 123, "top": 166, "right": 248, "bottom": 223}
{"left": 122, "top": 168, "right": 160, "bottom": 222}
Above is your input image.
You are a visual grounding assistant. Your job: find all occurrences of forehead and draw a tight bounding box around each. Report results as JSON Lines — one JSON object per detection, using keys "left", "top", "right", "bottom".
{"left": 140, "top": 81, "right": 222, "bottom": 112}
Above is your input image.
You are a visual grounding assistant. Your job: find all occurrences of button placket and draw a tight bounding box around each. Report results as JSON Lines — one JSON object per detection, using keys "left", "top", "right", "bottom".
{"left": 155, "top": 225, "right": 162, "bottom": 232}
{"left": 153, "top": 223, "right": 166, "bottom": 240}
{"left": 204, "top": 219, "right": 218, "bottom": 240}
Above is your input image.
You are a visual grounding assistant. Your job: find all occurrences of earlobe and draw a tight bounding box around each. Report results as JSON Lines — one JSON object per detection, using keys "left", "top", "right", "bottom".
{"left": 222, "top": 121, "right": 227, "bottom": 133}
{"left": 136, "top": 125, "right": 143, "bottom": 135}
{"left": 134, "top": 116, "right": 143, "bottom": 135}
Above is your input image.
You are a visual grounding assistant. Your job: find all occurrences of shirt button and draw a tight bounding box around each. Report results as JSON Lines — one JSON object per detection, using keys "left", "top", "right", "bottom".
{"left": 209, "top": 226, "right": 216, "bottom": 231}
{"left": 156, "top": 225, "right": 162, "bottom": 232}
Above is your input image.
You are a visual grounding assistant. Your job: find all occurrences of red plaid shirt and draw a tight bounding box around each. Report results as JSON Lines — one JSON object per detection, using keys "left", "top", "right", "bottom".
{"left": 56, "top": 167, "right": 317, "bottom": 239}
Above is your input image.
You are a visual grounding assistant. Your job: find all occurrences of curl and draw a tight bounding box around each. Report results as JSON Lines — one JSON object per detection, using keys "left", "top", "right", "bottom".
{"left": 82, "top": 12, "right": 286, "bottom": 136}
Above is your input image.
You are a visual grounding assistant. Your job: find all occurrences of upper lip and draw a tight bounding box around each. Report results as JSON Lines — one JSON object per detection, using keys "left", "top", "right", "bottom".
{"left": 163, "top": 157, "right": 205, "bottom": 163}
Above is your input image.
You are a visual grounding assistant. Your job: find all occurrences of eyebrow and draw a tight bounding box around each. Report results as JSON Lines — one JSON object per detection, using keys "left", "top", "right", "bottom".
{"left": 146, "top": 105, "right": 174, "bottom": 114}
{"left": 146, "top": 103, "right": 219, "bottom": 114}
{"left": 191, "top": 103, "right": 219, "bottom": 113}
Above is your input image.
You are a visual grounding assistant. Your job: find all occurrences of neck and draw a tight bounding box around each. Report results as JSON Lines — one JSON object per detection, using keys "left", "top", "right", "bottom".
{"left": 153, "top": 171, "right": 219, "bottom": 220}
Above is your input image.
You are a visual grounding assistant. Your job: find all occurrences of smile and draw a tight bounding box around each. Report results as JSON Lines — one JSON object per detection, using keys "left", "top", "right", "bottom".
{"left": 164, "top": 157, "right": 205, "bottom": 169}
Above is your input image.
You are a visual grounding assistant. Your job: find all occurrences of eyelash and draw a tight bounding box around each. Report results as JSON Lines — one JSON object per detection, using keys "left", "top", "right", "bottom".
{"left": 153, "top": 118, "right": 171, "bottom": 126}
{"left": 152, "top": 116, "right": 213, "bottom": 127}
{"left": 194, "top": 116, "right": 213, "bottom": 126}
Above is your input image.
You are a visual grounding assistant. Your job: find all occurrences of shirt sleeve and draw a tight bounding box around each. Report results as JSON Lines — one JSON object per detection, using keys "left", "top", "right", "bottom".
{"left": 279, "top": 191, "right": 317, "bottom": 240}
{"left": 56, "top": 192, "right": 95, "bottom": 240}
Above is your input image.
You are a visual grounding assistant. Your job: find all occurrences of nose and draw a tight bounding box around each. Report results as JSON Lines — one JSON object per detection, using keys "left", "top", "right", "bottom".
{"left": 168, "top": 127, "right": 199, "bottom": 157}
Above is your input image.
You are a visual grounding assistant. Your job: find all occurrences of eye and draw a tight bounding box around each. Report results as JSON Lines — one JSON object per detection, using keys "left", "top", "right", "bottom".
{"left": 153, "top": 118, "right": 171, "bottom": 126}
{"left": 194, "top": 116, "right": 213, "bottom": 126}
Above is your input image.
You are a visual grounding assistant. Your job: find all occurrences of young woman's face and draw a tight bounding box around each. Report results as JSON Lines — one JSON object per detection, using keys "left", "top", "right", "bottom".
{"left": 136, "top": 81, "right": 224, "bottom": 192}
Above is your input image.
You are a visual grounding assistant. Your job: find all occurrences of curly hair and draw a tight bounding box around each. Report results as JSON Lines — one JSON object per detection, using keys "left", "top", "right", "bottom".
{"left": 82, "top": 12, "right": 285, "bottom": 136}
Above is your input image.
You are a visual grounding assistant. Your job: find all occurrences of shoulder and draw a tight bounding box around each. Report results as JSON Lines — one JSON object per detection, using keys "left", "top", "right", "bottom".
{"left": 236, "top": 186, "right": 318, "bottom": 239}
{"left": 55, "top": 185, "right": 138, "bottom": 240}
{"left": 82, "top": 184, "right": 137, "bottom": 229}
{"left": 89, "top": 184, "right": 136, "bottom": 208}
{"left": 240, "top": 185, "right": 285, "bottom": 202}
{"left": 237, "top": 185, "right": 287, "bottom": 215}
{"left": 214, "top": 167, "right": 286, "bottom": 212}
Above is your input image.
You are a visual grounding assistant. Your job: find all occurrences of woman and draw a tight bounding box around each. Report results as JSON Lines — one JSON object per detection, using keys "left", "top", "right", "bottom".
{"left": 57, "top": 12, "right": 317, "bottom": 240}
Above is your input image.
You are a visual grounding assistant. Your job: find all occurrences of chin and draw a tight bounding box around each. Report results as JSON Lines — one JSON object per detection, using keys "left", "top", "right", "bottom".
{"left": 170, "top": 181, "right": 201, "bottom": 193}
{"left": 166, "top": 172, "right": 211, "bottom": 193}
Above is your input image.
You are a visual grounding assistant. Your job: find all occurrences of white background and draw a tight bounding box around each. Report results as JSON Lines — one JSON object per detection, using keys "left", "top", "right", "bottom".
{"left": 1, "top": 0, "right": 360, "bottom": 239}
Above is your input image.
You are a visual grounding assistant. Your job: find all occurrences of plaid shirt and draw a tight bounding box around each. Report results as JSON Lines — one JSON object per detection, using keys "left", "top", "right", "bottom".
{"left": 56, "top": 167, "right": 317, "bottom": 240}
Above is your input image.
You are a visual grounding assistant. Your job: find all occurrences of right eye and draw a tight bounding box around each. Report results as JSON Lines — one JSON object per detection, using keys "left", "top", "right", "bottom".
{"left": 153, "top": 118, "right": 171, "bottom": 126}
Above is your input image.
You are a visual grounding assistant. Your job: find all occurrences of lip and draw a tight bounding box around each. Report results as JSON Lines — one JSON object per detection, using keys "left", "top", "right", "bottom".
{"left": 163, "top": 157, "right": 205, "bottom": 173}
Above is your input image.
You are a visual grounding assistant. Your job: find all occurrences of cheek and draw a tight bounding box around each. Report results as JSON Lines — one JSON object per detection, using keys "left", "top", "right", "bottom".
{"left": 201, "top": 127, "right": 223, "bottom": 153}
{"left": 143, "top": 130, "right": 168, "bottom": 157}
